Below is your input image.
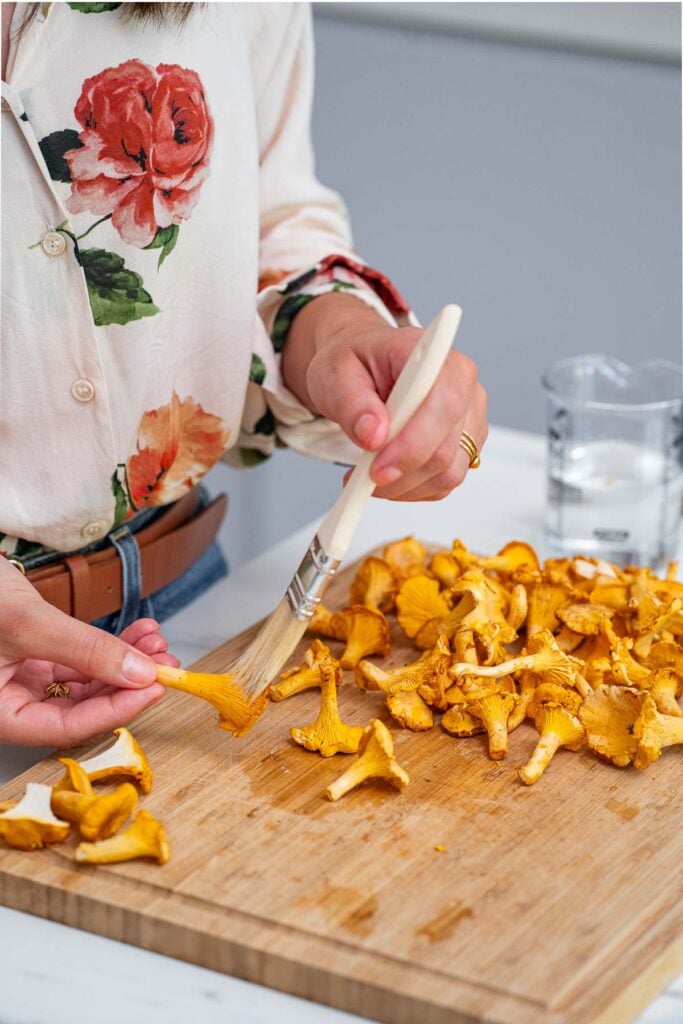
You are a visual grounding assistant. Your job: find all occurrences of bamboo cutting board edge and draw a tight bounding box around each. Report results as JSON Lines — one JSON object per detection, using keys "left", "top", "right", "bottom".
{"left": 0, "top": 544, "right": 681, "bottom": 1024}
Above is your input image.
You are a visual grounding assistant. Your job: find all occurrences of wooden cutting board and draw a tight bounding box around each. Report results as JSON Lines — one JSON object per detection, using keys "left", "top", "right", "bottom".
{"left": 0, "top": 547, "right": 681, "bottom": 1024}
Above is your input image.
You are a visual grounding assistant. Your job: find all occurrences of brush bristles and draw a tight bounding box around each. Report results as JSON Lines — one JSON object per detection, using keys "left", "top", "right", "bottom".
{"left": 229, "top": 597, "right": 309, "bottom": 699}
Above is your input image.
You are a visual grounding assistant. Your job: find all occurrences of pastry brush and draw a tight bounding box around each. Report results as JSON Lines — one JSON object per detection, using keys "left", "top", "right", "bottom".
{"left": 232, "top": 304, "right": 463, "bottom": 700}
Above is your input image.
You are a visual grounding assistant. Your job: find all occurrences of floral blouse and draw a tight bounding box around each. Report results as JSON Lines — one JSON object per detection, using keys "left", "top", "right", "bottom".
{"left": 0, "top": 1, "right": 413, "bottom": 557}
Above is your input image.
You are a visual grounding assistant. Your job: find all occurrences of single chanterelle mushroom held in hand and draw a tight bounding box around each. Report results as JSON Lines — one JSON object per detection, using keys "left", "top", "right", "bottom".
{"left": 75, "top": 809, "right": 170, "bottom": 865}
{"left": 0, "top": 783, "right": 70, "bottom": 850}
{"left": 632, "top": 694, "right": 683, "bottom": 769}
{"left": 51, "top": 759, "right": 138, "bottom": 841}
{"left": 156, "top": 665, "right": 268, "bottom": 737}
{"left": 269, "top": 640, "right": 336, "bottom": 702}
{"left": 350, "top": 556, "right": 399, "bottom": 613}
{"left": 53, "top": 727, "right": 153, "bottom": 794}
{"left": 518, "top": 702, "right": 585, "bottom": 785}
{"left": 578, "top": 685, "right": 647, "bottom": 767}
{"left": 324, "top": 719, "right": 409, "bottom": 801}
{"left": 329, "top": 605, "right": 391, "bottom": 669}
{"left": 291, "top": 663, "right": 364, "bottom": 756}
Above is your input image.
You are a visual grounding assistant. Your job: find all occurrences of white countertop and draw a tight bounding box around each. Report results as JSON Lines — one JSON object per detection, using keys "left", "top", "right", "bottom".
{"left": 1, "top": 426, "right": 681, "bottom": 1024}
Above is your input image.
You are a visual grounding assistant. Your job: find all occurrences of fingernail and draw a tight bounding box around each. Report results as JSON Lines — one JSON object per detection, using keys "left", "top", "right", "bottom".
{"left": 354, "top": 413, "right": 377, "bottom": 447}
{"left": 122, "top": 650, "right": 157, "bottom": 686}
{"left": 374, "top": 465, "right": 402, "bottom": 486}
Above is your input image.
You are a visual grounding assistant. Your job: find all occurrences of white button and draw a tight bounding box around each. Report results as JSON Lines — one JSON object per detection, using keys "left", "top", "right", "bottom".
{"left": 81, "top": 519, "right": 108, "bottom": 540}
{"left": 71, "top": 378, "right": 95, "bottom": 403}
{"left": 41, "top": 231, "right": 67, "bottom": 257}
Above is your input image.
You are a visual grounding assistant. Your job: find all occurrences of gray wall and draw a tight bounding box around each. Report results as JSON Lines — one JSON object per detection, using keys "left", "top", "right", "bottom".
{"left": 208, "top": 5, "right": 682, "bottom": 570}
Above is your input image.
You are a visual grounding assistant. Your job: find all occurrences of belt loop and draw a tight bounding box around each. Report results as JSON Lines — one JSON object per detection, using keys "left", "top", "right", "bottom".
{"left": 64, "top": 554, "right": 91, "bottom": 621}
{"left": 109, "top": 526, "right": 144, "bottom": 635}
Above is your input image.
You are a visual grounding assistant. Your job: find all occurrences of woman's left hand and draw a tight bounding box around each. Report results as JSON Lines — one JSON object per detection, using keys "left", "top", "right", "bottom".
{"left": 284, "top": 293, "right": 488, "bottom": 501}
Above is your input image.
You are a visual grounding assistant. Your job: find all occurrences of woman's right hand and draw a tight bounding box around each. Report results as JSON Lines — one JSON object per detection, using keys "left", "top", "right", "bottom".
{"left": 0, "top": 555, "right": 177, "bottom": 747}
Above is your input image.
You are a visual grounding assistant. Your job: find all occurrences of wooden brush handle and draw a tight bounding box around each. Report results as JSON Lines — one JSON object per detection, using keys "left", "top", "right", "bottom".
{"left": 317, "top": 304, "right": 463, "bottom": 561}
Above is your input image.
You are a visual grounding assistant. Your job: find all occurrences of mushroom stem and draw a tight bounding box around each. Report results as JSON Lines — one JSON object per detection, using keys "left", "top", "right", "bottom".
{"left": 518, "top": 733, "right": 562, "bottom": 786}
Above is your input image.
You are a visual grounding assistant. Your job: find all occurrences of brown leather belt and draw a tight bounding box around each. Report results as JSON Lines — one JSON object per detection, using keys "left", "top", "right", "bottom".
{"left": 25, "top": 490, "right": 227, "bottom": 621}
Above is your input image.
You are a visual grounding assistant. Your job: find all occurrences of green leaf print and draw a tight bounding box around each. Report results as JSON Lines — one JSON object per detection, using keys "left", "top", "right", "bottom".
{"left": 249, "top": 354, "right": 267, "bottom": 385}
{"left": 239, "top": 448, "right": 270, "bottom": 467}
{"left": 270, "top": 294, "right": 315, "bottom": 353}
{"left": 67, "top": 3, "right": 122, "bottom": 12}
{"left": 111, "top": 468, "right": 130, "bottom": 527}
{"left": 38, "top": 130, "right": 83, "bottom": 183}
{"left": 144, "top": 224, "right": 180, "bottom": 269}
{"left": 80, "top": 248, "right": 159, "bottom": 327}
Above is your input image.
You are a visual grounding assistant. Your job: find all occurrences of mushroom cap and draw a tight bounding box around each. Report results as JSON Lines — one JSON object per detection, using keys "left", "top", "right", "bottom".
{"left": 78, "top": 727, "right": 153, "bottom": 793}
{"left": 430, "top": 550, "right": 462, "bottom": 589}
{"left": 0, "top": 783, "right": 70, "bottom": 850}
{"left": 633, "top": 694, "right": 683, "bottom": 769}
{"left": 534, "top": 702, "right": 585, "bottom": 749}
{"left": 350, "top": 556, "right": 398, "bottom": 613}
{"left": 396, "top": 576, "right": 449, "bottom": 642}
{"left": 54, "top": 756, "right": 95, "bottom": 796}
{"left": 75, "top": 809, "right": 170, "bottom": 865}
{"left": 269, "top": 640, "right": 336, "bottom": 701}
{"left": 477, "top": 540, "right": 540, "bottom": 576}
{"left": 307, "top": 603, "right": 345, "bottom": 640}
{"left": 578, "top": 685, "right": 646, "bottom": 767}
{"left": 386, "top": 689, "right": 434, "bottom": 731}
{"left": 330, "top": 605, "right": 391, "bottom": 669}
{"left": 527, "top": 682, "right": 582, "bottom": 719}
{"left": 383, "top": 536, "right": 427, "bottom": 580}
{"left": 441, "top": 706, "right": 484, "bottom": 736}
{"left": 323, "top": 719, "right": 410, "bottom": 801}
{"left": 556, "top": 603, "right": 613, "bottom": 636}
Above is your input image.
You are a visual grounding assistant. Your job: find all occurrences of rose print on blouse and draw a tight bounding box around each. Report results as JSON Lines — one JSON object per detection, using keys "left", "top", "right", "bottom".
{"left": 111, "top": 392, "right": 228, "bottom": 523}
{"left": 35, "top": 60, "right": 213, "bottom": 326}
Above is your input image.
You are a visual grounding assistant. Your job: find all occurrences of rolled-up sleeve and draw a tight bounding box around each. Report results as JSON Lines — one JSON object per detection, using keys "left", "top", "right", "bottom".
{"left": 227, "top": 3, "right": 415, "bottom": 469}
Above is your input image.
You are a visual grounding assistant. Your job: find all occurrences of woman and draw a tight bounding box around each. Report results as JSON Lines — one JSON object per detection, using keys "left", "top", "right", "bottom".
{"left": 0, "top": 2, "right": 487, "bottom": 749}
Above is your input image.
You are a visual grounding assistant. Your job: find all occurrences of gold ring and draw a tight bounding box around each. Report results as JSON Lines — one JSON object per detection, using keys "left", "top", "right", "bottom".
{"left": 458, "top": 430, "right": 480, "bottom": 469}
{"left": 43, "top": 683, "right": 70, "bottom": 701}
{"left": 8, "top": 558, "right": 26, "bottom": 575}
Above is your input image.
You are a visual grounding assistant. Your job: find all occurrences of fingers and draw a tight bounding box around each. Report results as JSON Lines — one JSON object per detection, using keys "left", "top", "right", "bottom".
{"left": 1, "top": 683, "right": 165, "bottom": 748}
{"left": 308, "top": 344, "right": 390, "bottom": 451}
{"left": 371, "top": 354, "right": 488, "bottom": 501}
{"left": 10, "top": 599, "right": 159, "bottom": 691}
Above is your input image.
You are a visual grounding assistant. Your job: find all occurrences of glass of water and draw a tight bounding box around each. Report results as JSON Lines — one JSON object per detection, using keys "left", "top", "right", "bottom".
{"left": 543, "top": 354, "right": 683, "bottom": 570}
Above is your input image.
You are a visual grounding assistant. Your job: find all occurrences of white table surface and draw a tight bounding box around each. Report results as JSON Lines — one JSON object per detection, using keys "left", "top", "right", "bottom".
{"left": 1, "top": 425, "right": 681, "bottom": 1024}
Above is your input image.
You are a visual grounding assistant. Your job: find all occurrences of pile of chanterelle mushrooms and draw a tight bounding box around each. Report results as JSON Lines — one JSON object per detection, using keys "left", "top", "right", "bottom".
{"left": 269, "top": 536, "right": 683, "bottom": 799}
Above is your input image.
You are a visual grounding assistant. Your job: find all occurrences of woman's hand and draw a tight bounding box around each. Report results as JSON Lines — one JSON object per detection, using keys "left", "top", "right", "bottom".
{"left": 282, "top": 292, "right": 488, "bottom": 500}
{"left": 0, "top": 556, "right": 178, "bottom": 747}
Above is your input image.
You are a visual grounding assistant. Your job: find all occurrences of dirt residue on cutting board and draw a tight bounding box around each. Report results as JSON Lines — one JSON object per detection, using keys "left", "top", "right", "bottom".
{"left": 416, "top": 901, "right": 473, "bottom": 943}
{"left": 297, "top": 882, "right": 378, "bottom": 938}
{"left": 604, "top": 797, "right": 640, "bottom": 821}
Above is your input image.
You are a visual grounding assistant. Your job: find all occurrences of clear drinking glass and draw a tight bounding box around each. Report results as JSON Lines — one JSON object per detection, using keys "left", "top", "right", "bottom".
{"left": 543, "top": 354, "right": 683, "bottom": 570}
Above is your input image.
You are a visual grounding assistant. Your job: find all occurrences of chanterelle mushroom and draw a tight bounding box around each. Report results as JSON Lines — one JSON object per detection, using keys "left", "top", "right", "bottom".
{"left": 518, "top": 703, "right": 585, "bottom": 785}
{"left": 385, "top": 689, "right": 434, "bottom": 731}
{"left": 449, "top": 630, "right": 580, "bottom": 689}
{"left": 396, "top": 575, "right": 449, "bottom": 649}
{"left": 51, "top": 758, "right": 138, "bottom": 841}
{"left": 291, "top": 662, "right": 363, "bottom": 756}
{"left": 383, "top": 536, "right": 427, "bottom": 581}
{"left": 0, "top": 783, "right": 70, "bottom": 851}
{"left": 350, "top": 556, "right": 398, "bottom": 613}
{"left": 476, "top": 540, "right": 540, "bottom": 577}
{"left": 156, "top": 666, "right": 268, "bottom": 737}
{"left": 75, "top": 809, "right": 170, "bottom": 865}
{"left": 460, "top": 682, "right": 519, "bottom": 760}
{"left": 355, "top": 635, "right": 450, "bottom": 699}
{"left": 578, "top": 685, "right": 647, "bottom": 767}
{"left": 324, "top": 719, "right": 409, "bottom": 801}
{"left": 633, "top": 695, "right": 683, "bottom": 769}
{"left": 55, "top": 727, "right": 153, "bottom": 793}
{"left": 329, "top": 605, "right": 391, "bottom": 669}
{"left": 269, "top": 640, "right": 336, "bottom": 702}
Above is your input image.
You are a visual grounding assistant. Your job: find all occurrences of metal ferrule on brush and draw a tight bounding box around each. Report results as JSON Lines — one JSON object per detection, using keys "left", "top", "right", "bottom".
{"left": 286, "top": 535, "right": 341, "bottom": 622}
